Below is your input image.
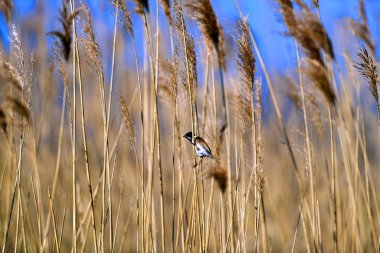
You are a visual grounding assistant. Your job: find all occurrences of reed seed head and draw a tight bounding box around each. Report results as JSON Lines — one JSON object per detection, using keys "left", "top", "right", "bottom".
{"left": 47, "top": 0, "right": 82, "bottom": 61}
{"left": 132, "top": 0, "right": 149, "bottom": 14}
{"left": 354, "top": 46, "right": 379, "bottom": 111}
{"left": 186, "top": 0, "right": 220, "bottom": 52}
{"left": 115, "top": 0, "right": 134, "bottom": 37}
{"left": 236, "top": 18, "right": 255, "bottom": 93}
{"left": 0, "top": 0, "right": 12, "bottom": 24}
{"left": 119, "top": 93, "right": 137, "bottom": 150}
{"left": 160, "top": 0, "right": 172, "bottom": 24}
{"left": 205, "top": 166, "right": 228, "bottom": 193}
{"left": 349, "top": 0, "right": 374, "bottom": 54}
{"left": 82, "top": 8, "right": 104, "bottom": 78}
{"left": 277, "top": 0, "right": 336, "bottom": 105}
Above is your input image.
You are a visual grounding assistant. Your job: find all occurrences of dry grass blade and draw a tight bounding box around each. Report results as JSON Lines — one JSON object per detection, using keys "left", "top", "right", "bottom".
{"left": 47, "top": 0, "right": 82, "bottom": 61}
{"left": 205, "top": 166, "right": 227, "bottom": 193}
{"left": 354, "top": 46, "right": 379, "bottom": 113}
{"left": 186, "top": 0, "right": 219, "bottom": 51}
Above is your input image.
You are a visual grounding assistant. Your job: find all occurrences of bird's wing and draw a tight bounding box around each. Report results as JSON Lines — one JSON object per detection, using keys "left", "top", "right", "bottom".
{"left": 195, "top": 137, "right": 212, "bottom": 154}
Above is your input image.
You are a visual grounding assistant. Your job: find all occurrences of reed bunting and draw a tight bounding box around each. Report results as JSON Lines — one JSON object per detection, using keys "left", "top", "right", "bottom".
{"left": 183, "top": 131, "right": 214, "bottom": 166}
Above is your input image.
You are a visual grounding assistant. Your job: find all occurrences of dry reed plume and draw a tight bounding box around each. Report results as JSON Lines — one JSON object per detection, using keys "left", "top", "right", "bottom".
{"left": 355, "top": 45, "right": 380, "bottom": 124}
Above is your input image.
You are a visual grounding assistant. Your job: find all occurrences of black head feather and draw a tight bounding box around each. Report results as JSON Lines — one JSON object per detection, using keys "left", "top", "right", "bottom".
{"left": 183, "top": 131, "right": 193, "bottom": 144}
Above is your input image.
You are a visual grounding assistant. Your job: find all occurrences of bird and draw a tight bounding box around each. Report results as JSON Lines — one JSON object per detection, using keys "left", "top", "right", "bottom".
{"left": 183, "top": 131, "right": 214, "bottom": 167}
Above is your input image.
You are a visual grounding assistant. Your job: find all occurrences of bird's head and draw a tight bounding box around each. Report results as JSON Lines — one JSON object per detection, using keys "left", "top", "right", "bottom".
{"left": 183, "top": 131, "right": 193, "bottom": 143}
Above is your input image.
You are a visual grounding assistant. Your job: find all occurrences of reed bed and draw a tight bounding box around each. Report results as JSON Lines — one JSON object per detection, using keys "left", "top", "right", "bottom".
{"left": 0, "top": 0, "right": 379, "bottom": 252}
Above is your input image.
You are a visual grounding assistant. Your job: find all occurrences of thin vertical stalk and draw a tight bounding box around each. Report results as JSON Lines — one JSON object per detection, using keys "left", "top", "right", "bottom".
{"left": 106, "top": 1, "right": 119, "bottom": 250}
{"left": 154, "top": 2, "right": 166, "bottom": 251}
{"left": 329, "top": 91, "right": 338, "bottom": 253}
{"left": 295, "top": 42, "right": 318, "bottom": 250}
{"left": 71, "top": 6, "right": 77, "bottom": 253}
{"left": 168, "top": 22, "right": 177, "bottom": 253}
{"left": 72, "top": 12, "right": 98, "bottom": 253}
{"left": 201, "top": 52, "right": 210, "bottom": 136}
{"left": 48, "top": 189, "right": 60, "bottom": 253}
{"left": 131, "top": 34, "right": 144, "bottom": 253}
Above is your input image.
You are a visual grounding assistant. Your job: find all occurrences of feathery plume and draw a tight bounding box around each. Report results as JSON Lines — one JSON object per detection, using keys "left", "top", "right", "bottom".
{"left": 132, "top": 0, "right": 149, "bottom": 14}
{"left": 158, "top": 54, "right": 179, "bottom": 106}
{"left": 205, "top": 166, "right": 227, "bottom": 193}
{"left": 354, "top": 46, "right": 379, "bottom": 114}
{"left": 236, "top": 18, "right": 255, "bottom": 93}
{"left": 217, "top": 22, "right": 226, "bottom": 70}
{"left": 82, "top": 8, "right": 104, "bottom": 78}
{"left": 4, "top": 95, "right": 30, "bottom": 123}
{"left": 276, "top": 0, "right": 297, "bottom": 36}
{"left": 114, "top": 0, "right": 134, "bottom": 37}
{"left": 163, "top": 51, "right": 179, "bottom": 105}
{"left": 160, "top": 0, "right": 172, "bottom": 24}
{"left": 10, "top": 25, "right": 33, "bottom": 108}
{"left": 236, "top": 87, "right": 253, "bottom": 127}
{"left": 299, "top": 11, "right": 334, "bottom": 59}
{"left": 287, "top": 79, "right": 323, "bottom": 137}
{"left": 119, "top": 93, "right": 137, "bottom": 150}
{"left": 186, "top": 0, "right": 220, "bottom": 52}
{"left": 0, "top": 61, "right": 23, "bottom": 90}
{"left": 174, "top": 0, "right": 198, "bottom": 101}
{"left": 277, "top": 0, "right": 336, "bottom": 105}
{"left": 255, "top": 78, "right": 263, "bottom": 170}
{"left": 349, "top": 0, "right": 374, "bottom": 54}
{"left": 235, "top": 18, "right": 255, "bottom": 128}
{"left": 0, "top": 0, "right": 12, "bottom": 24}
{"left": 254, "top": 78, "right": 265, "bottom": 193}
{"left": 47, "top": 0, "right": 82, "bottom": 61}
{"left": 304, "top": 58, "right": 335, "bottom": 105}
{"left": 50, "top": 38, "right": 68, "bottom": 86}
{"left": 312, "top": 0, "right": 319, "bottom": 8}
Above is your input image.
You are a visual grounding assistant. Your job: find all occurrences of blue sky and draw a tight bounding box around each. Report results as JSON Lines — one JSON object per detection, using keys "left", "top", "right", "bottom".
{"left": 0, "top": 0, "right": 379, "bottom": 80}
